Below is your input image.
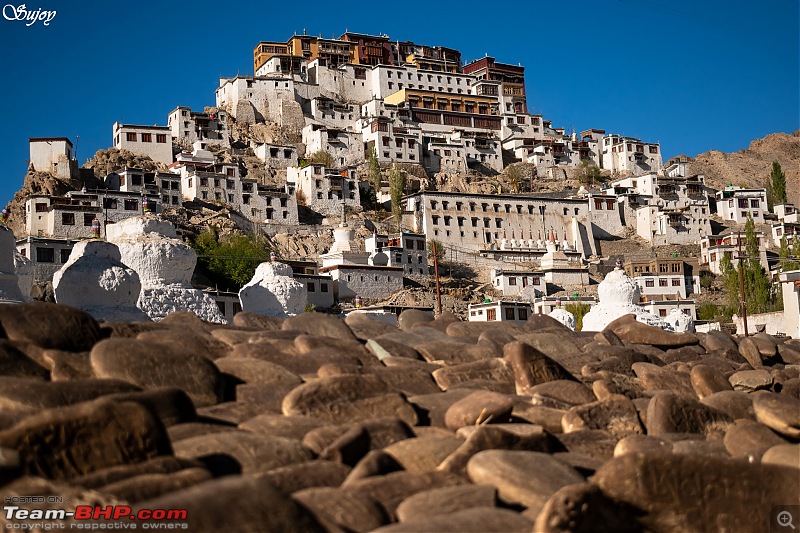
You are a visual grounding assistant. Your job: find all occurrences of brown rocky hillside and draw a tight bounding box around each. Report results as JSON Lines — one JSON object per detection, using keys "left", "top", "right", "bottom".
{"left": 686, "top": 130, "right": 800, "bottom": 205}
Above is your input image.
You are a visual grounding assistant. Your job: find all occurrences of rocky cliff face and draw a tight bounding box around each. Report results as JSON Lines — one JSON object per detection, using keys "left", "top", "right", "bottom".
{"left": 687, "top": 130, "right": 800, "bottom": 205}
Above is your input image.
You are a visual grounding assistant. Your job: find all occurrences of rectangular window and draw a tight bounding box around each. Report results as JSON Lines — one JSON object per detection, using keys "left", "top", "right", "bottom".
{"left": 645, "top": 279, "right": 654, "bottom": 287}
{"left": 83, "top": 214, "right": 95, "bottom": 226}
{"left": 307, "top": 282, "right": 316, "bottom": 292}
{"left": 504, "top": 308, "right": 515, "bottom": 320}
{"left": 518, "top": 308, "right": 528, "bottom": 320}
{"left": 35, "top": 202, "right": 48, "bottom": 212}
{"left": 659, "top": 279, "right": 668, "bottom": 287}
{"left": 124, "top": 199, "right": 139, "bottom": 211}
{"left": 487, "top": 308, "right": 496, "bottom": 321}
{"left": 659, "top": 309, "right": 667, "bottom": 317}
{"left": 61, "top": 213, "right": 75, "bottom": 225}
{"left": 508, "top": 277, "right": 516, "bottom": 286}
{"left": 126, "top": 132, "right": 137, "bottom": 142}
{"left": 156, "top": 134, "right": 167, "bottom": 143}
{"left": 672, "top": 279, "right": 681, "bottom": 286}
{"left": 36, "top": 247, "right": 54, "bottom": 263}
{"left": 140, "top": 133, "right": 152, "bottom": 142}
{"left": 320, "top": 283, "right": 328, "bottom": 292}
{"left": 60, "top": 248, "right": 71, "bottom": 263}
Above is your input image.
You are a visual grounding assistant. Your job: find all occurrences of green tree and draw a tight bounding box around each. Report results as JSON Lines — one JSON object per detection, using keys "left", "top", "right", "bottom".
{"left": 564, "top": 302, "right": 591, "bottom": 331}
{"left": 575, "top": 159, "right": 602, "bottom": 185}
{"left": 368, "top": 146, "right": 382, "bottom": 200}
{"left": 720, "top": 216, "right": 781, "bottom": 315}
{"left": 389, "top": 164, "right": 405, "bottom": 228}
{"left": 765, "top": 161, "right": 787, "bottom": 211}
{"left": 779, "top": 235, "right": 800, "bottom": 272}
{"left": 505, "top": 164, "right": 525, "bottom": 193}
{"left": 427, "top": 239, "right": 444, "bottom": 262}
{"left": 308, "top": 150, "right": 334, "bottom": 167}
{"left": 193, "top": 228, "right": 272, "bottom": 288}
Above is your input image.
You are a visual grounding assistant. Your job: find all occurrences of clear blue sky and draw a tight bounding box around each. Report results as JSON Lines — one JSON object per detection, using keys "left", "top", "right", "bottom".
{"left": 1, "top": 0, "right": 797, "bottom": 207}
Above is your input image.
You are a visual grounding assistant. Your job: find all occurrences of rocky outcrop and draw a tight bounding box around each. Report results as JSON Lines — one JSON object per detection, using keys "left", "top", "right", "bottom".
{"left": 0, "top": 225, "right": 25, "bottom": 303}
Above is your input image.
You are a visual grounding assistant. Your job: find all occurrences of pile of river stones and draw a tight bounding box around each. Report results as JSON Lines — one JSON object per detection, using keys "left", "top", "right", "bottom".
{"left": 0, "top": 302, "right": 798, "bottom": 532}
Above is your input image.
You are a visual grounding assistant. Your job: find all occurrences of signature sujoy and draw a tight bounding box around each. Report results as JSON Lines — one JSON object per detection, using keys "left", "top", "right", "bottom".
{"left": 3, "top": 4, "right": 56, "bottom": 26}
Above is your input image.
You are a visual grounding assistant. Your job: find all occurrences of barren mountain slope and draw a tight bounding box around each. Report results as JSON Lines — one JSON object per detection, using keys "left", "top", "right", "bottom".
{"left": 686, "top": 130, "right": 800, "bottom": 205}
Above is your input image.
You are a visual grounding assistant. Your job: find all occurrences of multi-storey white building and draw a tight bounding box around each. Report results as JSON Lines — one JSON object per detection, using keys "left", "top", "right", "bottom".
{"left": 699, "top": 232, "right": 769, "bottom": 275}
{"left": 359, "top": 100, "right": 422, "bottom": 165}
{"left": 490, "top": 268, "right": 544, "bottom": 297}
{"left": 365, "top": 231, "right": 428, "bottom": 276}
{"left": 403, "top": 191, "right": 599, "bottom": 258}
{"left": 112, "top": 123, "right": 173, "bottom": 165}
{"left": 772, "top": 222, "right": 798, "bottom": 247}
{"left": 287, "top": 164, "right": 361, "bottom": 217}
{"left": 775, "top": 204, "right": 799, "bottom": 223}
{"left": 302, "top": 124, "right": 364, "bottom": 168}
{"left": 624, "top": 258, "right": 694, "bottom": 299}
{"left": 167, "top": 106, "right": 229, "bottom": 149}
{"left": 715, "top": 186, "right": 767, "bottom": 224}
{"left": 600, "top": 134, "right": 662, "bottom": 174}
{"left": 16, "top": 236, "right": 81, "bottom": 282}
{"left": 253, "top": 143, "right": 298, "bottom": 169}
{"left": 610, "top": 173, "right": 711, "bottom": 245}
{"left": 29, "top": 137, "right": 77, "bottom": 179}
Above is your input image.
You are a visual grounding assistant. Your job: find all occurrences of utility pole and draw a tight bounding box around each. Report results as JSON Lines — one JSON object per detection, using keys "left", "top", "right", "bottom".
{"left": 432, "top": 241, "right": 442, "bottom": 315}
{"left": 737, "top": 231, "right": 748, "bottom": 337}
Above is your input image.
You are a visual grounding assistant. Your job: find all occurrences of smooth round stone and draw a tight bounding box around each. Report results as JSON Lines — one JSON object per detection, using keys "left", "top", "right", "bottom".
{"left": 259, "top": 460, "right": 352, "bottom": 494}
{"left": 342, "top": 450, "right": 405, "bottom": 486}
{"left": 0, "top": 303, "right": 102, "bottom": 352}
{"left": 0, "top": 398, "right": 171, "bottom": 480}
{"left": 700, "top": 390, "right": 755, "bottom": 420}
{"left": 105, "top": 387, "right": 197, "bottom": 427}
{"left": 43, "top": 350, "right": 92, "bottom": 381}
{"left": 751, "top": 333, "right": 778, "bottom": 357}
{"left": 761, "top": 444, "right": 800, "bottom": 469}
{"left": 729, "top": 369, "right": 773, "bottom": 392}
{"left": 134, "top": 475, "right": 325, "bottom": 532}
{"left": 172, "top": 431, "right": 313, "bottom": 474}
{"left": 342, "top": 471, "right": 467, "bottom": 521}
{"left": 366, "top": 338, "right": 423, "bottom": 361}
{"left": 373, "top": 507, "right": 533, "bottom": 533}
{"left": 432, "top": 358, "right": 513, "bottom": 392}
{"left": 398, "top": 309, "right": 435, "bottom": 331}
{"left": 197, "top": 401, "right": 277, "bottom": 425}
{"left": 690, "top": 364, "right": 733, "bottom": 399}
{"left": 606, "top": 315, "right": 699, "bottom": 347}
{"left": 554, "top": 430, "right": 619, "bottom": 461}
{"left": 753, "top": 393, "right": 800, "bottom": 439}
{"left": 396, "top": 485, "right": 497, "bottom": 522}
{"left": 531, "top": 380, "right": 596, "bottom": 409}
{"left": 71, "top": 456, "right": 205, "bottom": 489}
{"left": 213, "top": 357, "right": 302, "bottom": 385}
{"left": 231, "top": 312, "right": 284, "bottom": 330}
{"left": 384, "top": 435, "right": 464, "bottom": 472}
{"left": 0, "top": 341, "right": 49, "bottom": 380}
{"left": 646, "top": 391, "right": 733, "bottom": 437}
{"left": 632, "top": 363, "right": 694, "bottom": 396}
{"left": 283, "top": 312, "right": 357, "bottom": 341}
{"left": 533, "top": 482, "right": 642, "bottom": 533}
{"left": 90, "top": 338, "right": 224, "bottom": 407}
{"left": 737, "top": 337, "right": 765, "bottom": 369}
{"left": 282, "top": 374, "right": 417, "bottom": 425}
{"left": 512, "top": 404, "right": 567, "bottom": 434}
{"left": 444, "top": 390, "right": 514, "bottom": 430}
{"left": 562, "top": 397, "right": 644, "bottom": 437}
{"left": 723, "top": 420, "right": 788, "bottom": 461}
{"left": 0, "top": 377, "right": 140, "bottom": 413}
{"left": 344, "top": 313, "right": 398, "bottom": 340}
{"left": 456, "top": 423, "right": 544, "bottom": 440}
{"left": 701, "top": 330, "right": 738, "bottom": 352}
{"left": 238, "top": 414, "right": 326, "bottom": 440}
{"left": 292, "top": 486, "right": 386, "bottom": 532}
{"left": 466, "top": 450, "right": 584, "bottom": 510}
{"left": 592, "top": 452, "right": 800, "bottom": 532}
{"left": 99, "top": 467, "right": 212, "bottom": 504}
{"left": 614, "top": 434, "right": 671, "bottom": 457}
{"left": 408, "top": 389, "right": 482, "bottom": 427}
{"left": 503, "top": 341, "right": 577, "bottom": 396}
{"left": 137, "top": 328, "right": 231, "bottom": 361}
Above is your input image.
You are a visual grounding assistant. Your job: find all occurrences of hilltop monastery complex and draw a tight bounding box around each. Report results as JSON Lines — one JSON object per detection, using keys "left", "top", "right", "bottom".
{"left": 11, "top": 30, "right": 800, "bottom": 335}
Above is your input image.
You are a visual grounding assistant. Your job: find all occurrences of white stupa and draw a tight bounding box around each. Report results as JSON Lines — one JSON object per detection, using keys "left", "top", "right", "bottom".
{"left": 664, "top": 307, "right": 695, "bottom": 333}
{"left": 239, "top": 260, "right": 307, "bottom": 317}
{"left": 582, "top": 261, "right": 669, "bottom": 332}
{"left": 13, "top": 251, "right": 33, "bottom": 302}
{"left": 0, "top": 225, "right": 25, "bottom": 304}
{"left": 106, "top": 215, "right": 226, "bottom": 323}
{"left": 548, "top": 302, "right": 576, "bottom": 331}
{"left": 53, "top": 240, "right": 149, "bottom": 322}
{"left": 319, "top": 198, "right": 369, "bottom": 268}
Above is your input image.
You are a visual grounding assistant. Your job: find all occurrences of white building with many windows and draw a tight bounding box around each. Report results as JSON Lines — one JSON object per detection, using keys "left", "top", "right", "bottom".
{"left": 113, "top": 123, "right": 173, "bottom": 165}
{"left": 491, "top": 269, "right": 544, "bottom": 297}
{"left": 715, "top": 186, "right": 767, "bottom": 224}
{"left": 287, "top": 164, "right": 361, "bottom": 217}
{"left": 467, "top": 301, "right": 531, "bottom": 323}
{"left": 365, "top": 231, "right": 428, "bottom": 276}
{"left": 699, "top": 232, "right": 769, "bottom": 275}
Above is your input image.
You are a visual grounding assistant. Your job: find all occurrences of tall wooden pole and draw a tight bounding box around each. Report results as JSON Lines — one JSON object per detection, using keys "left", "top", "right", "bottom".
{"left": 738, "top": 231, "right": 748, "bottom": 337}
{"left": 433, "top": 242, "right": 442, "bottom": 315}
